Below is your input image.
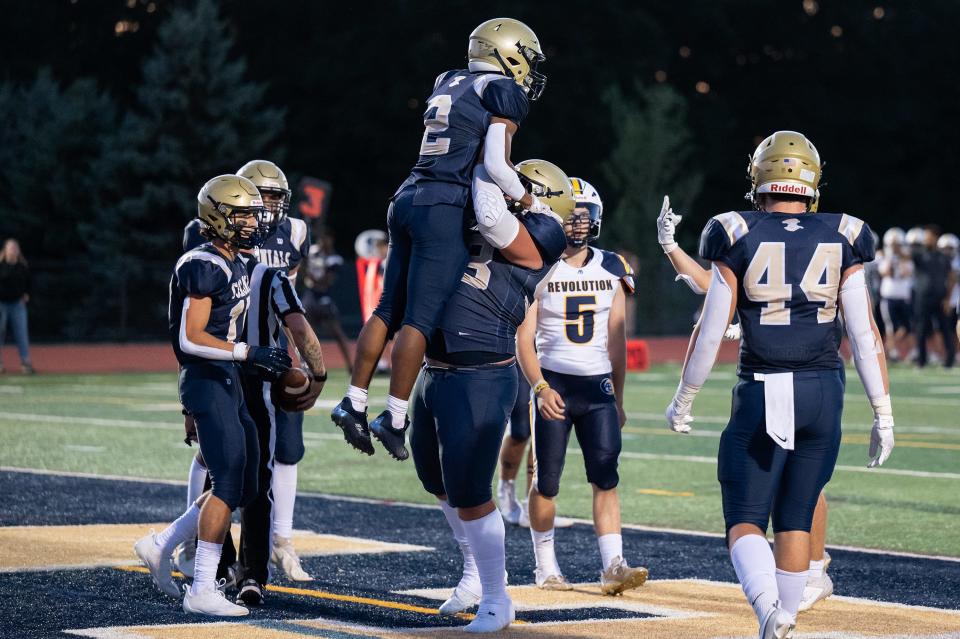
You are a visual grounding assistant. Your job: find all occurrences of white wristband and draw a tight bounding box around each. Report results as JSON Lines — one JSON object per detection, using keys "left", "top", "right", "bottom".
{"left": 870, "top": 394, "right": 892, "bottom": 417}
{"left": 232, "top": 342, "right": 249, "bottom": 361}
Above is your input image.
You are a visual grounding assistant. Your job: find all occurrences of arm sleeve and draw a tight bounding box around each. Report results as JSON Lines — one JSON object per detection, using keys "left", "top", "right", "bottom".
{"left": 483, "top": 123, "right": 526, "bottom": 200}
{"left": 472, "top": 165, "right": 520, "bottom": 249}
{"left": 271, "top": 270, "right": 306, "bottom": 319}
{"left": 480, "top": 78, "right": 529, "bottom": 125}
{"left": 521, "top": 214, "right": 567, "bottom": 264}
{"left": 840, "top": 268, "right": 887, "bottom": 402}
{"left": 680, "top": 264, "right": 733, "bottom": 388}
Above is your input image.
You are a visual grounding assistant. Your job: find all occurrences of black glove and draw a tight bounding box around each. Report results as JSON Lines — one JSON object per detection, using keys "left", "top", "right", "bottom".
{"left": 247, "top": 346, "right": 292, "bottom": 379}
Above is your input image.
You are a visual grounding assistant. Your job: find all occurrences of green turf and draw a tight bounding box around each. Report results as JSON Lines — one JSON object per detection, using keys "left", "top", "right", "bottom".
{"left": 1, "top": 364, "right": 958, "bottom": 556}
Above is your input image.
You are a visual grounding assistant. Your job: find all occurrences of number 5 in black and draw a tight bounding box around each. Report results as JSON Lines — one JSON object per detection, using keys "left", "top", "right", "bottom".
{"left": 565, "top": 295, "right": 596, "bottom": 343}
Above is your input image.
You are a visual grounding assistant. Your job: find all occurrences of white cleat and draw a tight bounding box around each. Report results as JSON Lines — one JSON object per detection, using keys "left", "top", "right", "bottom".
{"left": 517, "top": 501, "right": 575, "bottom": 528}
{"left": 271, "top": 536, "right": 313, "bottom": 581}
{"left": 823, "top": 549, "right": 832, "bottom": 572}
{"left": 173, "top": 541, "right": 196, "bottom": 579}
{"left": 798, "top": 572, "right": 833, "bottom": 612}
{"left": 133, "top": 531, "right": 181, "bottom": 598}
{"left": 535, "top": 570, "right": 573, "bottom": 591}
{"left": 182, "top": 584, "right": 249, "bottom": 617}
{"left": 438, "top": 582, "right": 481, "bottom": 615}
{"left": 463, "top": 598, "right": 515, "bottom": 633}
{"left": 760, "top": 604, "right": 795, "bottom": 639}
{"left": 600, "top": 557, "right": 648, "bottom": 595}
{"left": 497, "top": 481, "right": 523, "bottom": 526}
{"left": 554, "top": 515, "right": 575, "bottom": 529}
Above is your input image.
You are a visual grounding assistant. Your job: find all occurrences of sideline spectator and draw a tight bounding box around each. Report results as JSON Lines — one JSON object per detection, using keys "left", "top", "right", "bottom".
{"left": 0, "top": 239, "right": 35, "bottom": 374}
{"left": 303, "top": 231, "right": 352, "bottom": 373}
{"left": 912, "top": 225, "right": 955, "bottom": 368}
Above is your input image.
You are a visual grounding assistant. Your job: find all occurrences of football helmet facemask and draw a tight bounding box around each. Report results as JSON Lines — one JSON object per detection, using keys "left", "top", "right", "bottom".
{"left": 196, "top": 175, "right": 266, "bottom": 250}
{"left": 237, "top": 160, "right": 291, "bottom": 228}
{"left": 468, "top": 18, "right": 546, "bottom": 100}
{"left": 747, "top": 130, "right": 823, "bottom": 212}
{"left": 568, "top": 177, "right": 603, "bottom": 247}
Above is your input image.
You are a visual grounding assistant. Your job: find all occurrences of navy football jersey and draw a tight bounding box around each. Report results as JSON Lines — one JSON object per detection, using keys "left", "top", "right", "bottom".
{"left": 699, "top": 211, "right": 876, "bottom": 374}
{"left": 430, "top": 213, "right": 566, "bottom": 357}
{"left": 183, "top": 217, "right": 310, "bottom": 275}
{"left": 169, "top": 244, "right": 251, "bottom": 366}
{"left": 397, "top": 70, "right": 529, "bottom": 208}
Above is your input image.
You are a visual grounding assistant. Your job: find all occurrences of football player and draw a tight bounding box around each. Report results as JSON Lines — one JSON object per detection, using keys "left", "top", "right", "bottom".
{"left": 656, "top": 196, "right": 836, "bottom": 612}
{"left": 331, "top": 18, "right": 553, "bottom": 462}
{"left": 136, "top": 175, "right": 291, "bottom": 616}
{"left": 939, "top": 233, "right": 960, "bottom": 341}
{"left": 665, "top": 131, "right": 894, "bottom": 638}
{"left": 410, "top": 160, "right": 571, "bottom": 632}
{"left": 912, "top": 225, "right": 955, "bottom": 368}
{"left": 877, "top": 227, "right": 914, "bottom": 361}
{"left": 515, "top": 178, "right": 647, "bottom": 594}
{"left": 182, "top": 160, "right": 314, "bottom": 582}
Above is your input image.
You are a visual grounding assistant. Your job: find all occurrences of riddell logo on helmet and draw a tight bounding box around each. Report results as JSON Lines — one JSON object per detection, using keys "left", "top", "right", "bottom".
{"left": 769, "top": 184, "right": 808, "bottom": 194}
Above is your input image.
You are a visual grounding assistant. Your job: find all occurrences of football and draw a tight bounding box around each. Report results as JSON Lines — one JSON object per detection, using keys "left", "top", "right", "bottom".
{"left": 271, "top": 366, "right": 312, "bottom": 412}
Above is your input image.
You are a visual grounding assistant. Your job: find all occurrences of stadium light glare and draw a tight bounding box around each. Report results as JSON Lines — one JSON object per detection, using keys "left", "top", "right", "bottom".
{"left": 802, "top": 0, "right": 819, "bottom": 16}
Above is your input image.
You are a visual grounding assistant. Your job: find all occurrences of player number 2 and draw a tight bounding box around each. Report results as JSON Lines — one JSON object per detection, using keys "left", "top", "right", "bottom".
{"left": 565, "top": 295, "right": 596, "bottom": 343}
{"left": 744, "top": 242, "right": 841, "bottom": 325}
{"left": 419, "top": 94, "right": 452, "bottom": 156}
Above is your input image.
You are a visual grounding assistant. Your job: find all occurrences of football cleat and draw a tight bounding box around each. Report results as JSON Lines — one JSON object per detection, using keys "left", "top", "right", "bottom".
{"left": 798, "top": 572, "right": 833, "bottom": 612}
{"left": 438, "top": 582, "right": 482, "bottom": 615}
{"left": 759, "top": 603, "right": 795, "bottom": 639}
{"left": 554, "top": 515, "right": 575, "bottom": 529}
{"left": 271, "top": 536, "right": 313, "bottom": 581}
{"left": 133, "top": 531, "right": 181, "bottom": 598}
{"left": 463, "top": 598, "right": 515, "bottom": 633}
{"left": 600, "top": 557, "right": 648, "bottom": 595}
{"left": 183, "top": 583, "right": 249, "bottom": 617}
{"left": 236, "top": 578, "right": 265, "bottom": 606}
{"left": 173, "top": 540, "right": 196, "bottom": 578}
{"left": 823, "top": 549, "right": 832, "bottom": 571}
{"left": 535, "top": 570, "right": 573, "bottom": 591}
{"left": 331, "top": 399, "right": 375, "bottom": 455}
{"left": 497, "top": 481, "right": 523, "bottom": 525}
{"left": 369, "top": 410, "right": 410, "bottom": 461}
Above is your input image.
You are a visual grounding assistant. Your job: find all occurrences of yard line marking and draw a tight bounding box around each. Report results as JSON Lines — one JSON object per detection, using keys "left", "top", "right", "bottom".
{"left": 5, "top": 467, "right": 960, "bottom": 563}
{"left": 0, "top": 413, "right": 180, "bottom": 430}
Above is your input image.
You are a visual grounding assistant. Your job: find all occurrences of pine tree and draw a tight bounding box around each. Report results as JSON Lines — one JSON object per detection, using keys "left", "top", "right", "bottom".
{"left": 80, "top": 0, "right": 285, "bottom": 339}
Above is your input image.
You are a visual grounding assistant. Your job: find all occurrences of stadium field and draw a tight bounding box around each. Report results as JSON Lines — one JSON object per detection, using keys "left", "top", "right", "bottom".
{"left": 2, "top": 364, "right": 959, "bottom": 638}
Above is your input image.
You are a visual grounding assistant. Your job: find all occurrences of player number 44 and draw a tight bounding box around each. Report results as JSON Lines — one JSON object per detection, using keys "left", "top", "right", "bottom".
{"left": 743, "top": 242, "right": 841, "bottom": 326}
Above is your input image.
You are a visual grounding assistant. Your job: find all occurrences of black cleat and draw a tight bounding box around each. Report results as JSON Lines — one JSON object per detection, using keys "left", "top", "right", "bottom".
{"left": 236, "top": 578, "right": 265, "bottom": 606}
{"left": 331, "top": 398, "right": 375, "bottom": 455}
{"left": 369, "top": 410, "right": 410, "bottom": 461}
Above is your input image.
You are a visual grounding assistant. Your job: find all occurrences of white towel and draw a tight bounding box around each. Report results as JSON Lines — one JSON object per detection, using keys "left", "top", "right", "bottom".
{"left": 754, "top": 372, "right": 795, "bottom": 450}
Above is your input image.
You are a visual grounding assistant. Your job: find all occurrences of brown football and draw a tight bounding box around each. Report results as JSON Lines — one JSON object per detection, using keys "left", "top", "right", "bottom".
{"left": 271, "top": 366, "right": 312, "bottom": 412}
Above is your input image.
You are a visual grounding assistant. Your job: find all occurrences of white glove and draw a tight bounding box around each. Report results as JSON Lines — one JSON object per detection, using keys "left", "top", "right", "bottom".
{"left": 657, "top": 195, "right": 682, "bottom": 253}
{"left": 723, "top": 323, "right": 742, "bottom": 341}
{"left": 528, "top": 195, "right": 554, "bottom": 216}
{"left": 665, "top": 382, "right": 700, "bottom": 433}
{"left": 868, "top": 413, "right": 895, "bottom": 468}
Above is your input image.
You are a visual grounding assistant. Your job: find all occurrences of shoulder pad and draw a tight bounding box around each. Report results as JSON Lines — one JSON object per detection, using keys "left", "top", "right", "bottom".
{"left": 175, "top": 249, "right": 231, "bottom": 297}
{"left": 433, "top": 70, "right": 458, "bottom": 92}
{"left": 182, "top": 219, "right": 206, "bottom": 253}
{"left": 700, "top": 212, "right": 749, "bottom": 261}
{"left": 600, "top": 250, "right": 636, "bottom": 294}
{"left": 837, "top": 214, "right": 875, "bottom": 262}
{"left": 521, "top": 214, "right": 566, "bottom": 264}
{"left": 476, "top": 75, "right": 529, "bottom": 125}
{"left": 287, "top": 217, "right": 309, "bottom": 250}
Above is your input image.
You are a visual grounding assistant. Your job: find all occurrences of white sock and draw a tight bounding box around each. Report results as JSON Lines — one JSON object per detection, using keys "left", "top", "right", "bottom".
{"left": 597, "top": 533, "right": 623, "bottom": 570}
{"left": 531, "top": 527, "right": 561, "bottom": 577}
{"left": 497, "top": 479, "right": 519, "bottom": 509}
{"left": 439, "top": 501, "right": 480, "bottom": 593}
{"left": 191, "top": 540, "right": 223, "bottom": 593}
{"left": 808, "top": 558, "right": 825, "bottom": 580}
{"left": 186, "top": 456, "right": 207, "bottom": 509}
{"left": 730, "top": 534, "right": 779, "bottom": 624}
{"left": 385, "top": 394, "right": 409, "bottom": 429}
{"left": 272, "top": 462, "right": 298, "bottom": 540}
{"left": 346, "top": 385, "right": 368, "bottom": 412}
{"left": 461, "top": 510, "right": 508, "bottom": 602}
{"left": 154, "top": 504, "right": 200, "bottom": 556}
{"left": 776, "top": 568, "right": 808, "bottom": 621}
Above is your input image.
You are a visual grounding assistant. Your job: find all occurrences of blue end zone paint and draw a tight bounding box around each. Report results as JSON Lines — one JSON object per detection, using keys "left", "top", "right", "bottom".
{"left": 2, "top": 470, "right": 959, "bottom": 638}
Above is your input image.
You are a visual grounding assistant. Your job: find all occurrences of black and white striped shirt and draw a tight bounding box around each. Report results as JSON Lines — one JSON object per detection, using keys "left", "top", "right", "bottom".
{"left": 241, "top": 254, "right": 305, "bottom": 349}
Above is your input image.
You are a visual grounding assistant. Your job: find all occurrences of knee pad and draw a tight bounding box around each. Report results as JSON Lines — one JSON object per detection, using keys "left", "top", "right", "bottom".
{"left": 275, "top": 435, "right": 305, "bottom": 465}
{"left": 585, "top": 453, "right": 619, "bottom": 491}
{"left": 211, "top": 481, "right": 242, "bottom": 511}
{"left": 535, "top": 472, "right": 560, "bottom": 499}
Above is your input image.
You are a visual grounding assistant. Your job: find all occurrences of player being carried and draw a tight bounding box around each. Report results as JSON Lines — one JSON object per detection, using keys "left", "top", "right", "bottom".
{"left": 410, "top": 160, "right": 572, "bottom": 632}
{"left": 665, "top": 131, "right": 894, "bottom": 639}
{"left": 331, "top": 18, "right": 552, "bottom": 461}
{"left": 515, "top": 177, "right": 648, "bottom": 594}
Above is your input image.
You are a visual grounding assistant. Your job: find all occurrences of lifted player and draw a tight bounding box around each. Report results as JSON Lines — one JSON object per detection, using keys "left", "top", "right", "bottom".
{"left": 411, "top": 160, "right": 571, "bottom": 632}
{"left": 136, "top": 175, "right": 291, "bottom": 616}
{"left": 332, "top": 18, "right": 552, "bottom": 461}
{"left": 517, "top": 178, "right": 647, "bottom": 594}
{"left": 665, "top": 131, "right": 894, "bottom": 638}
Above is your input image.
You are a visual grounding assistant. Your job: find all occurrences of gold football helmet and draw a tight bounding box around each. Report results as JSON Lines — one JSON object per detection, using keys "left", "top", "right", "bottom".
{"left": 515, "top": 159, "right": 576, "bottom": 220}
{"left": 747, "top": 130, "right": 822, "bottom": 212}
{"left": 196, "top": 175, "right": 265, "bottom": 249}
{"left": 236, "top": 159, "right": 291, "bottom": 227}
{"left": 468, "top": 18, "right": 546, "bottom": 100}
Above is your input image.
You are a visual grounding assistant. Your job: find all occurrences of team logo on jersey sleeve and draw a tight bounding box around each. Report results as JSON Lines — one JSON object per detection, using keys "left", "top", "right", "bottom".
{"left": 601, "top": 377, "right": 615, "bottom": 395}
